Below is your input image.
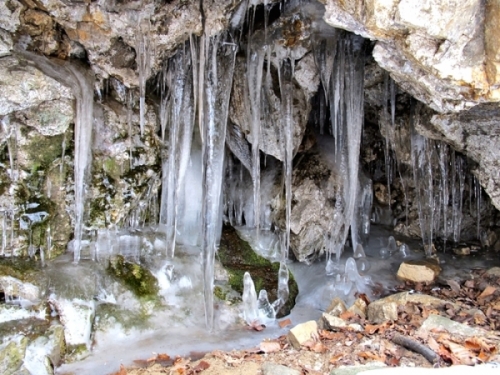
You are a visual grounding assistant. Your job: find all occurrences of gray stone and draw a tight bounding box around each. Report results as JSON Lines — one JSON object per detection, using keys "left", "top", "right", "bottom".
{"left": 0, "top": 56, "right": 73, "bottom": 117}
{"left": 486, "top": 267, "right": 500, "bottom": 277}
{"left": 367, "top": 301, "right": 398, "bottom": 324}
{"left": 417, "top": 314, "right": 494, "bottom": 340}
{"left": 321, "top": 313, "right": 346, "bottom": 330}
{"left": 325, "top": 297, "right": 347, "bottom": 317}
{"left": 262, "top": 362, "right": 301, "bottom": 375}
{"left": 288, "top": 320, "right": 318, "bottom": 349}
{"left": 356, "top": 364, "right": 500, "bottom": 375}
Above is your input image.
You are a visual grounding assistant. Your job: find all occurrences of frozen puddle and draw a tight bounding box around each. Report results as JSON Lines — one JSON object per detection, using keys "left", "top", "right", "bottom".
{"left": 52, "top": 225, "right": 499, "bottom": 374}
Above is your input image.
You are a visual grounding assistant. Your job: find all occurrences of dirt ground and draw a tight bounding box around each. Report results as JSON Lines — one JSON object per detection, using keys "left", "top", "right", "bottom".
{"left": 111, "top": 268, "right": 500, "bottom": 375}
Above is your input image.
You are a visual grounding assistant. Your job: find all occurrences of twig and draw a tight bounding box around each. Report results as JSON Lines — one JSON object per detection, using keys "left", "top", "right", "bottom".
{"left": 391, "top": 333, "right": 439, "bottom": 364}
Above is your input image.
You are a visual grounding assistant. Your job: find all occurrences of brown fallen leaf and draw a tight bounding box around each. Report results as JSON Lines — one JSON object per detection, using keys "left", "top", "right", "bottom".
{"left": 358, "top": 351, "right": 385, "bottom": 362}
{"left": 443, "top": 340, "right": 477, "bottom": 365}
{"left": 110, "top": 365, "right": 127, "bottom": 375}
{"left": 340, "top": 310, "right": 355, "bottom": 320}
{"left": 259, "top": 340, "right": 281, "bottom": 353}
{"left": 329, "top": 353, "right": 343, "bottom": 363}
{"left": 478, "top": 285, "right": 497, "bottom": 299}
{"left": 279, "top": 318, "right": 292, "bottom": 328}
{"left": 446, "top": 279, "right": 461, "bottom": 293}
{"left": 320, "top": 330, "right": 343, "bottom": 340}
{"left": 156, "top": 353, "right": 171, "bottom": 361}
{"left": 247, "top": 321, "right": 266, "bottom": 331}
{"left": 193, "top": 360, "right": 210, "bottom": 373}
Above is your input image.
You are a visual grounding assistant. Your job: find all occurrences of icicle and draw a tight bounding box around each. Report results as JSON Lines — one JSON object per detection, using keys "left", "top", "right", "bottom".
{"left": 136, "top": 21, "right": 152, "bottom": 137}
{"left": 438, "top": 142, "right": 450, "bottom": 250}
{"left": 199, "top": 33, "right": 237, "bottom": 330}
{"left": 475, "top": 176, "right": 481, "bottom": 239}
{"left": 279, "top": 57, "right": 294, "bottom": 261}
{"left": 247, "top": 49, "right": 265, "bottom": 231}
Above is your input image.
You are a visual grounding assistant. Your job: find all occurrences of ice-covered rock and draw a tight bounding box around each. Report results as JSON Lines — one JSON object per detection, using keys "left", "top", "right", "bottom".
{"left": 0, "top": 334, "right": 28, "bottom": 375}
{"left": 48, "top": 295, "right": 95, "bottom": 353}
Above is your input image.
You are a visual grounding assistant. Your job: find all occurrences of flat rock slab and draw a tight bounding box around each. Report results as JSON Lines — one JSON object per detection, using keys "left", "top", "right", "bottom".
{"left": 331, "top": 362, "right": 386, "bottom": 375}
{"left": 262, "top": 362, "right": 301, "bottom": 375}
{"left": 418, "top": 314, "right": 493, "bottom": 340}
{"left": 356, "top": 364, "right": 499, "bottom": 375}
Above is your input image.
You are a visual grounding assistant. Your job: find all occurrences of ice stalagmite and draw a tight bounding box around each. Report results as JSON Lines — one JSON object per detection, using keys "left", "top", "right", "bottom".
{"left": 159, "top": 44, "right": 195, "bottom": 257}
{"left": 198, "top": 33, "right": 237, "bottom": 330}
{"left": 15, "top": 48, "right": 94, "bottom": 263}
{"left": 242, "top": 272, "right": 259, "bottom": 324}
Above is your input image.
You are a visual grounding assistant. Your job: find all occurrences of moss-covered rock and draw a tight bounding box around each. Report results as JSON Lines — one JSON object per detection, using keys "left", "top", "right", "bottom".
{"left": 0, "top": 335, "right": 28, "bottom": 375}
{"left": 217, "top": 225, "right": 298, "bottom": 317}
{"left": 107, "top": 255, "right": 159, "bottom": 299}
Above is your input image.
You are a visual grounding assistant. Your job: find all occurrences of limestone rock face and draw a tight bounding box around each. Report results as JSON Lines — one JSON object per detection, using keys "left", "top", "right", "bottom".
{"left": 33, "top": 0, "right": 238, "bottom": 86}
{"left": 321, "top": 0, "right": 500, "bottom": 112}
{"left": 429, "top": 104, "right": 500, "bottom": 210}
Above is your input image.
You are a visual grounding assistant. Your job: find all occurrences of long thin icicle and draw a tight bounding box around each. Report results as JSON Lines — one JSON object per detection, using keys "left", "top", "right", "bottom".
{"left": 199, "top": 33, "right": 237, "bottom": 330}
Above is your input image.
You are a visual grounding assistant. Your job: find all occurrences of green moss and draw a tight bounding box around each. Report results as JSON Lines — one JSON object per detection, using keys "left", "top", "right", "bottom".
{"left": 0, "top": 258, "right": 41, "bottom": 282}
{"left": 217, "top": 225, "right": 298, "bottom": 317}
{"left": 94, "top": 304, "right": 153, "bottom": 332}
{"left": 102, "top": 157, "right": 122, "bottom": 181}
{"left": 213, "top": 286, "right": 227, "bottom": 301}
{"left": 25, "top": 133, "right": 64, "bottom": 170}
{"left": 107, "top": 255, "right": 159, "bottom": 299}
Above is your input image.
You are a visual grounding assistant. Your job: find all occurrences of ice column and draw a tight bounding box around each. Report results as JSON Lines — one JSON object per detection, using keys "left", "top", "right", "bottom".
{"left": 159, "top": 44, "right": 195, "bottom": 257}
{"left": 199, "top": 33, "right": 237, "bottom": 330}
{"left": 15, "top": 49, "right": 95, "bottom": 263}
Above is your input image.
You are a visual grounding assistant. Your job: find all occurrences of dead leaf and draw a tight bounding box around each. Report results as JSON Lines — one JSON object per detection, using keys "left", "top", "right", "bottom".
{"left": 358, "top": 351, "right": 384, "bottom": 362}
{"left": 279, "top": 318, "right": 292, "bottom": 328}
{"left": 340, "top": 311, "right": 355, "bottom": 320}
{"left": 110, "top": 365, "right": 127, "bottom": 375}
{"left": 247, "top": 321, "right": 266, "bottom": 331}
{"left": 193, "top": 360, "right": 210, "bottom": 372}
{"left": 385, "top": 356, "right": 400, "bottom": 366}
{"left": 479, "top": 285, "right": 497, "bottom": 299}
{"left": 443, "top": 340, "right": 477, "bottom": 365}
{"left": 446, "top": 279, "right": 461, "bottom": 293}
{"left": 157, "top": 353, "right": 171, "bottom": 361}
{"left": 309, "top": 341, "right": 327, "bottom": 353}
{"left": 329, "top": 353, "right": 343, "bottom": 363}
{"left": 320, "top": 330, "right": 343, "bottom": 340}
{"left": 259, "top": 340, "right": 281, "bottom": 353}
{"left": 465, "top": 280, "right": 475, "bottom": 288}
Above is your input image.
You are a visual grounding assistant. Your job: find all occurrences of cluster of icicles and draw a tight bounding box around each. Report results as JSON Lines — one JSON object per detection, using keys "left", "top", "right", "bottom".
{"left": 1, "top": 1, "right": 486, "bottom": 329}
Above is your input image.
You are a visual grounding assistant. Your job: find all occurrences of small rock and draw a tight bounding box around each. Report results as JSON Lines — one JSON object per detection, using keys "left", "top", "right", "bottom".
{"left": 326, "top": 297, "right": 347, "bottom": 317}
{"left": 321, "top": 313, "right": 346, "bottom": 330}
{"left": 288, "top": 320, "right": 318, "bottom": 349}
{"left": 485, "top": 267, "right": 500, "bottom": 277}
{"left": 367, "top": 301, "right": 398, "bottom": 324}
{"left": 397, "top": 259, "right": 441, "bottom": 283}
{"left": 347, "top": 323, "right": 363, "bottom": 332}
{"left": 262, "top": 362, "right": 301, "bottom": 375}
{"left": 347, "top": 298, "right": 367, "bottom": 319}
{"left": 453, "top": 245, "right": 471, "bottom": 255}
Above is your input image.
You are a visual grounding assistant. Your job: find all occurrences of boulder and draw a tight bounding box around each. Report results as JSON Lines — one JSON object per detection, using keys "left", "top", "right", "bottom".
{"left": 0, "top": 335, "right": 28, "bottom": 375}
